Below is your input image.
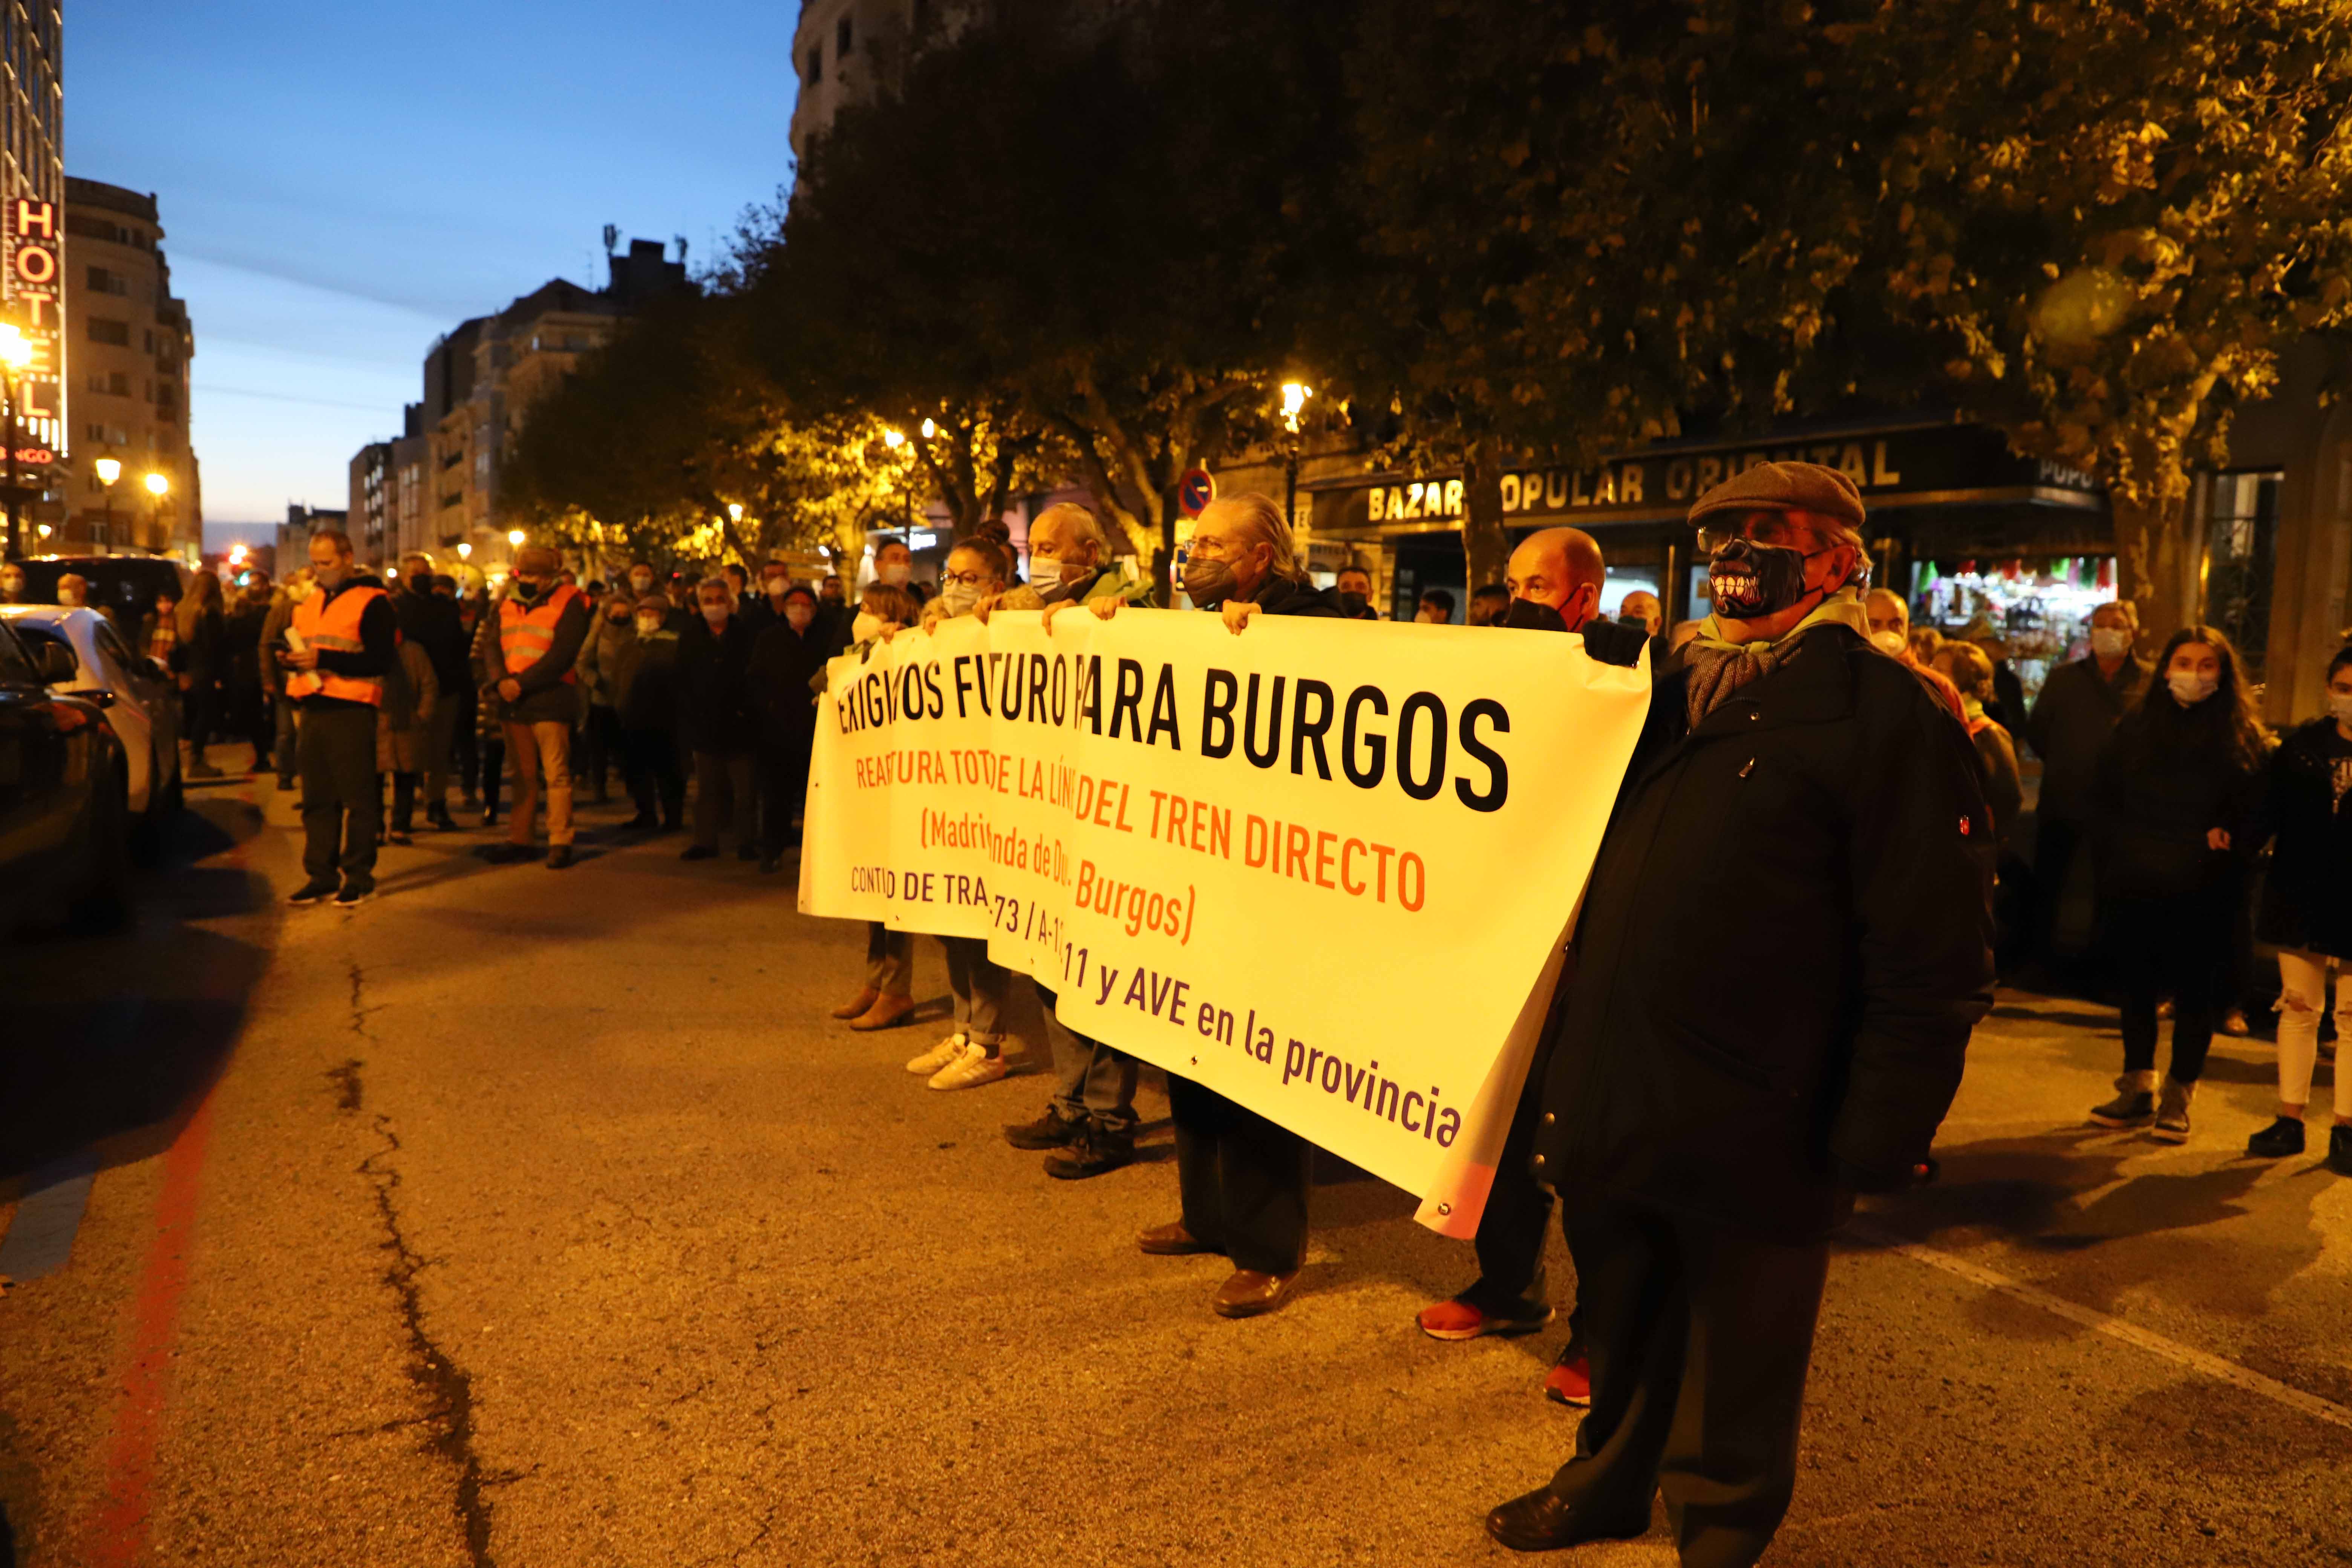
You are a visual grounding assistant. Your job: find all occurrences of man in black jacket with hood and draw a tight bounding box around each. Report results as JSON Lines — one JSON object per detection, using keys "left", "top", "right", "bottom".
{"left": 1487, "top": 463, "right": 1993, "bottom": 1567}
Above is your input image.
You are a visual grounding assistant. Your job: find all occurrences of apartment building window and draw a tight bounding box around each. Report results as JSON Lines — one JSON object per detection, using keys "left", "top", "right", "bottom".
{"left": 806, "top": 41, "right": 822, "bottom": 84}
{"left": 87, "top": 316, "right": 130, "bottom": 346}
{"left": 84, "top": 264, "right": 128, "bottom": 296}
{"left": 838, "top": 11, "right": 854, "bottom": 54}
{"left": 86, "top": 369, "right": 130, "bottom": 397}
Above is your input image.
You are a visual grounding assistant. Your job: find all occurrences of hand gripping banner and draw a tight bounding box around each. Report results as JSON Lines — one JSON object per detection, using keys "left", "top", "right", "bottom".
{"left": 799, "top": 608, "right": 1649, "bottom": 1234}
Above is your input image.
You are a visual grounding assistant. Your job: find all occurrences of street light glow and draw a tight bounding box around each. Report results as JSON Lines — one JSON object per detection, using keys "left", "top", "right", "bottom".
{"left": 507, "top": 528, "right": 526, "bottom": 547}
{"left": 727, "top": 502, "right": 743, "bottom": 522}
{"left": 145, "top": 472, "right": 170, "bottom": 496}
{"left": 920, "top": 418, "right": 936, "bottom": 439}
{"left": 882, "top": 427, "right": 905, "bottom": 449}
{"left": 457, "top": 542, "right": 473, "bottom": 559}
{"left": 0, "top": 325, "right": 31, "bottom": 373}
{"left": 1280, "top": 381, "right": 1313, "bottom": 432}
{"left": 93, "top": 456, "right": 120, "bottom": 486}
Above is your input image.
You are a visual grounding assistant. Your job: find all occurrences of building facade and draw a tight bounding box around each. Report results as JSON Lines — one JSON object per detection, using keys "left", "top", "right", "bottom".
{"left": 60, "top": 177, "right": 200, "bottom": 556}
{"left": 790, "top": 0, "right": 959, "bottom": 161}
{"left": 356, "top": 237, "right": 689, "bottom": 579}
{"left": 1, "top": 2, "right": 63, "bottom": 555}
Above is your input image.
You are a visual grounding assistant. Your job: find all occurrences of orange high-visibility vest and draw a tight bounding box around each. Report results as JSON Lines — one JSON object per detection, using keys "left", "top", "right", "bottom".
{"left": 499, "top": 583, "right": 582, "bottom": 681}
{"left": 286, "top": 583, "right": 387, "bottom": 705}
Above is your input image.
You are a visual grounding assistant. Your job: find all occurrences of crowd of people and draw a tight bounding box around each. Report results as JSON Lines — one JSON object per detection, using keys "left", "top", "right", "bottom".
{"left": 10, "top": 457, "right": 2346, "bottom": 1564}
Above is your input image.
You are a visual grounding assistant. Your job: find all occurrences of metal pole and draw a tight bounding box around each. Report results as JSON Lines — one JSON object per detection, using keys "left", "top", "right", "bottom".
{"left": 1285, "top": 443, "right": 1300, "bottom": 535}
{"left": 2, "top": 373, "right": 17, "bottom": 562}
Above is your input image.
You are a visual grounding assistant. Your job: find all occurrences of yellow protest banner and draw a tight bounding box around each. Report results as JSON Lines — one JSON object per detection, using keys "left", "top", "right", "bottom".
{"left": 799, "top": 608, "right": 1648, "bottom": 1233}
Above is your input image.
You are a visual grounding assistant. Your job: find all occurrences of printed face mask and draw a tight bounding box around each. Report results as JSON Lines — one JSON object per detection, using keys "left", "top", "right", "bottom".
{"left": 1181, "top": 556, "right": 1238, "bottom": 608}
{"left": 1706, "top": 535, "right": 1825, "bottom": 621}
{"left": 878, "top": 562, "right": 911, "bottom": 586}
{"left": 852, "top": 611, "right": 884, "bottom": 644}
{"left": 2089, "top": 626, "right": 2132, "bottom": 659}
{"left": 1871, "top": 629, "right": 1908, "bottom": 656}
{"left": 2169, "top": 670, "right": 2219, "bottom": 705}
{"left": 1500, "top": 597, "right": 1569, "bottom": 633}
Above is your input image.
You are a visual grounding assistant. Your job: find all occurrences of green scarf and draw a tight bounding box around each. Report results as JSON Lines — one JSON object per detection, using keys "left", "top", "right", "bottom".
{"left": 1682, "top": 587, "right": 1873, "bottom": 727}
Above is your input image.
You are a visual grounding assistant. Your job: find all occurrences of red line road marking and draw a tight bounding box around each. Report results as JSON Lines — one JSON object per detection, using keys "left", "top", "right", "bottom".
{"left": 81, "top": 1076, "right": 220, "bottom": 1566}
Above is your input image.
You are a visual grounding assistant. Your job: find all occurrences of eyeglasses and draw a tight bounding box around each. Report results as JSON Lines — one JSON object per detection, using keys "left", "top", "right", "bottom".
{"left": 1695, "top": 511, "right": 1813, "bottom": 554}
{"left": 940, "top": 570, "right": 997, "bottom": 588}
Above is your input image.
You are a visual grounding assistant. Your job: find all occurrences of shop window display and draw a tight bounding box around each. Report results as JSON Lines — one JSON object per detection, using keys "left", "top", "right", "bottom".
{"left": 1909, "top": 556, "right": 2119, "bottom": 710}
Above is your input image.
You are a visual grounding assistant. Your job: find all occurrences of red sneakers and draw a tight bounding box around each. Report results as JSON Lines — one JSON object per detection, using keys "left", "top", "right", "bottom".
{"left": 1416, "top": 1299, "right": 1554, "bottom": 1341}
{"left": 1544, "top": 1350, "right": 1592, "bottom": 1407}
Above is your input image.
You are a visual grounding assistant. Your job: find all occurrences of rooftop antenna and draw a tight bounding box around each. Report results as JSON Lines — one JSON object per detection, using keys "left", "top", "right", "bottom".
{"left": 674, "top": 234, "right": 689, "bottom": 265}
{"left": 602, "top": 223, "right": 618, "bottom": 255}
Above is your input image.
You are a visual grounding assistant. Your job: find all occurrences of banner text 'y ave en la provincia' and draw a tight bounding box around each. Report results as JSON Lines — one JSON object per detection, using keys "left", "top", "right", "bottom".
{"left": 797, "top": 608, "right": 1649, "bottom": 1234}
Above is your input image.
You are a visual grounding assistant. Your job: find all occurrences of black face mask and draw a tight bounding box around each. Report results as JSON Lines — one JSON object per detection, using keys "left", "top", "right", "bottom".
{"left": 1500, "top": 598, "right": 1570, "bottom": 633}
{"left": 1335, "top": 591, "right": 1369, "bottom": 617}
{"left": 1707, "top": 536, "right": 1823, "bottom": 621}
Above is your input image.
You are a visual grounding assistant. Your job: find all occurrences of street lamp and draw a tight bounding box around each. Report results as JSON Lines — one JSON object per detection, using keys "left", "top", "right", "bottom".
{"left": 1279, "top": 381, "right": 1314, "bottom": 532}
{"left": 94, "top": 455, "right": 121, "bottom": 547}
{"left": 882, "top": 426, "right": 905, "bottom": 450}
{"left": 726, "top": 502, "right": 743, "bottom": 522}
{"left": 0, "top": 325, "right": 30, "bottom": 562}
{"left": 456, "top": 541, "right": 472, "bottom": 560}
{"left": 506, "top": 527, "right": 525, "bottom": 547}
{"left": 920, "top": 418, "right": 936, "bottom": 440}
{"left": 142, "top": 471, "right": 170, "bottom": 550}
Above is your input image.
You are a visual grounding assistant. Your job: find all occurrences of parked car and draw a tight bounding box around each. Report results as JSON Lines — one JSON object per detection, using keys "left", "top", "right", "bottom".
{"left": 0, "top": 614, "right": 133, "bottom": 936}
{"left": 14, "top": 553, "right": 190, "bottom": 636}
{"left": 0, "top": 604, "right": 182, "bottom": 857}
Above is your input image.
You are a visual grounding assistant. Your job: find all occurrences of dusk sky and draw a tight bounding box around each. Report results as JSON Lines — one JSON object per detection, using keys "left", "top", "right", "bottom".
{"left": 68, "top": 0, "right": 803, "bottom": 544}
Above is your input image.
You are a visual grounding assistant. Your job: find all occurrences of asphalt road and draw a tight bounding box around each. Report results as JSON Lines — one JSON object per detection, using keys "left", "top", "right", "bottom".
{"left": 3, "top": 769, "right": 2350, "bottom": 1567}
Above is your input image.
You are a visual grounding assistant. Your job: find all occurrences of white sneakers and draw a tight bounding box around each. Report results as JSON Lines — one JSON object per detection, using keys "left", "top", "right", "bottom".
{"left": 928, "top": 1041, "right": 1008, "bottom": 1092}
{"left": 906, "top": 1032, "right": 968, "bottom": 1075}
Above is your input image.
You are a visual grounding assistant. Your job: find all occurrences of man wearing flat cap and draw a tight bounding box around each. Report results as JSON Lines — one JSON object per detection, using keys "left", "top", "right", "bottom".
{"left": 1485, "top": 461, "right": 1994, "bottom": 1566}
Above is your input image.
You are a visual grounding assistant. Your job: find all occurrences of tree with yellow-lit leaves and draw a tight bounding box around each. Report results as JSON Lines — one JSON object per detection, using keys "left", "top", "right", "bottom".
{"left": 1343, "top": 0, "right": 2352, "bottom": 625}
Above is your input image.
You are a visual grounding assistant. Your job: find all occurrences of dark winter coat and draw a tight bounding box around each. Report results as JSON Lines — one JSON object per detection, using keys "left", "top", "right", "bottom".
{"left": 677, "top": 613, "right": 757, "bottom": 755}
{"left": 2089, "top": 703, "right": 2263, "bottom": 900}
{"left": 614, "top": 627, "right": 680, "bottom": 732}
{"left": 2025, "top": 655, "right": 2150, "bottom": 819}
{"left": 749, "top": 621, "right": 824, "bottom": 752}
{"left": 1245, "top": 576, "right": 1344, "bottom": 619}
{"left": 2253, "top": 718, "right": 2352, "bottom": 958}
{"left": 1533, "top": 625, "right": 1997, "bottom": 1243}
{"left": 394, "top": 582, "right": 471, "bottom": 697}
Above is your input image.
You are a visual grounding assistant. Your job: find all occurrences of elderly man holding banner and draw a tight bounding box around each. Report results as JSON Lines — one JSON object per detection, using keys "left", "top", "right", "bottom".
{"left": 1089, "top": 493, "right": 1344, "bottom": 1315}
{"left": 988, "top": 502, "right": 1157, "bottom": 1178}
{"left": 1485, "top": 462, "right": 1993, "bottom": 1566}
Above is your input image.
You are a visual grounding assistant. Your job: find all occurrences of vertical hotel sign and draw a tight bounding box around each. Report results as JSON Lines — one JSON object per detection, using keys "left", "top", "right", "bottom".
{"left": 4, "top": 198, "right": 61, "bottom": 467}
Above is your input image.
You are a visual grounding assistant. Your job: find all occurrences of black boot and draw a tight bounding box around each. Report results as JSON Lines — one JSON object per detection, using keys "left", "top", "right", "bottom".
{"left": 1004, "top": 1105, "right": 1083, "bottom": 1151}
{"left": 2246, "top": 1116, "right": 2305, "bottom": 1159}
{"left": 2331, "top": 1125, "right": 2352, "bottom": 1177}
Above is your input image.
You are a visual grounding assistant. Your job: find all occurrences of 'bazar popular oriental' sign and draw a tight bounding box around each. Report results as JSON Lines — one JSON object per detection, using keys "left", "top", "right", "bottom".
{"left": 799, "top": 609, "right": 1649, "bottom": 1234}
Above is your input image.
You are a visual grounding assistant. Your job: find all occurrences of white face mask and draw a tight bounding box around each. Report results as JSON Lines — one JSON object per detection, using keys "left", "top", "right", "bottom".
{"left": 2089, "top": 626, "right": 2132, "bottom": 659}
{"left": 939, "top": 582, "right": 983, "bottom": 617}
{"left": 2327, "top": 691, "right": 2352, "bottom": 725}
{"left": 2169, "top": 670, "right": 2219, "bottom": 706}
{"left": 635, "top": 615, "right": 662, "bottom": 635}
{"left": 1032, "top": 553, "right": 1090, "bottom": 593}
{"left": 701, "top": 602, "right": 729, "bottom": 625}
{"left": 629, "top": 573, "right": 654, "bottom": 593}
{"left": 878, "top": 562, "right": 911, "bottom": 587}
{"left": 852, "top": 611, "right": 885, "bottom": 644}
{"left": 1871, "top": 629, "right": 1907, "bottom": 656}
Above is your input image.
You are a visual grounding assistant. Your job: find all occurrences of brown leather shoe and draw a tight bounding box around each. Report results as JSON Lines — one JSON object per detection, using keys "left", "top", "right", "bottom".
{"left": 1138, "top": 1222, "right": 1218, "bottom": 1256}
{"left": 847, "top": 994, "right": 915, "bottom": 1031}
{"left": 830, "top": 987, "right": 880, "bottom": 1020}
{"left": 1212, "top": 1268, "right": 1299, "bottom": 1318}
